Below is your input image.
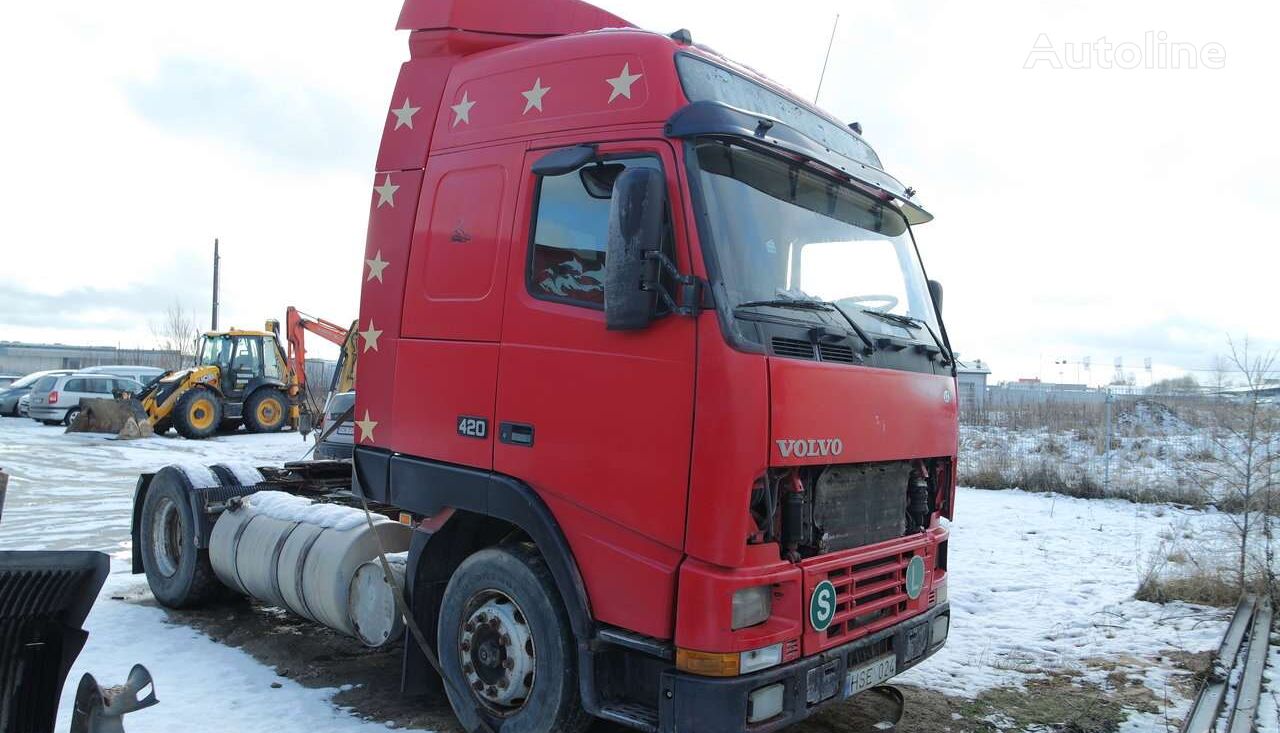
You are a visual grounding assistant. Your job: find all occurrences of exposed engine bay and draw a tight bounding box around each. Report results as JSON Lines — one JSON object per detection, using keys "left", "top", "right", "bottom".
{"left": 750, "top": 457, "right": 952, "bottom": 560}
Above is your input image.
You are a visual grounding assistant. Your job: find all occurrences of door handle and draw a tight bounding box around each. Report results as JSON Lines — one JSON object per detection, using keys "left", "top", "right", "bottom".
{"left": 499, "top": 422, "right": 534, "bottom": 447}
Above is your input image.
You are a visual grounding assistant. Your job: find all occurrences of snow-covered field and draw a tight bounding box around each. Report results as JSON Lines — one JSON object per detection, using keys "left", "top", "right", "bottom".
{"left": 0, "top": 417, "right": 1271, "bottom": 731}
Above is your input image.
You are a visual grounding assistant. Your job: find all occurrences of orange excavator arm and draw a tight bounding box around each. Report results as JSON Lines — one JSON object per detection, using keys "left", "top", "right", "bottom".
{"left": 284, "top": 306, "right": 356, "bottom": 395}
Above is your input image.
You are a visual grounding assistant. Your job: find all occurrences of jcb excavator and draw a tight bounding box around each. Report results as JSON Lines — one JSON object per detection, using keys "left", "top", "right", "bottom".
{"left": 70, "top": 309, "right": 356, "bottom": 440}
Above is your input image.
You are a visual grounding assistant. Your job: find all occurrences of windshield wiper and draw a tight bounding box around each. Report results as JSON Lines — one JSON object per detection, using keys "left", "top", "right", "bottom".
{"left": 860, "top": 309, "right": 921, "bottom": 330}
{"left": 736, "top": 299, "right": 876, "bottom": 354}
{"left": 862, "top": 310, "right": 953, "bottom": 365}
{"left": 735, "top": 298, "right": 835, "bottom": 311}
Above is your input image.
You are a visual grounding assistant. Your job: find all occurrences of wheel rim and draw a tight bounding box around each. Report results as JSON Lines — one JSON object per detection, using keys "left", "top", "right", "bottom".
{"left": 459, "top": 590, "right": 536, "bottom": 715}
{"left": 256, "top": 397, "right": 283, "bottom": 427}
{"left": 151, "top": 496, "right": 183, "bottom": 578}
{"left": 188, "top": 397, "right": 215, "bottom": 430}
{"left": 66, "top": 409, "right": 80, "bottom": 423}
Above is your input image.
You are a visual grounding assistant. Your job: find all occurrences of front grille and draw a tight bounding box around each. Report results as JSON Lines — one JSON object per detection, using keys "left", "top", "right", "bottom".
{"left": 771, "top": 337, "right": 816, "bottom": 360}
{"left": 821, "top": 550, "right": 914, "bottom": 647}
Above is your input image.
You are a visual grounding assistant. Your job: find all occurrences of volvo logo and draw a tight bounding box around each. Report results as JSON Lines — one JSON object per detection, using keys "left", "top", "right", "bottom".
{"left": 775, "top": 438, "right": 844, "bottom": 459}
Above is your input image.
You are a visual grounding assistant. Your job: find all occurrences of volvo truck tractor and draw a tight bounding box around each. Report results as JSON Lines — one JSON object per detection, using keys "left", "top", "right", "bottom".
{"left": 130, "top": 1, "right": 958, "bottom": 730}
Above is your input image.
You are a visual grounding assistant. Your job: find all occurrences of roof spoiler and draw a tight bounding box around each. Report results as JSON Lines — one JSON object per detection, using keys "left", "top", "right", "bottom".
{"left": 397, "top": 0, "right": 632, "bottom": 35}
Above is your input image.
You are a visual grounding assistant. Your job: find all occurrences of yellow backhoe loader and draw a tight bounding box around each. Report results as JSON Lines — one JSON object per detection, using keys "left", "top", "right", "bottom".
{"left": 69, "top": 311, "right": 355, "bottom": 440}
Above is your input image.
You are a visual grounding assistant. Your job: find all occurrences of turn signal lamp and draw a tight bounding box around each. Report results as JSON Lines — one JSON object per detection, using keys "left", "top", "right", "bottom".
{"left": 675, "top": 648, "right": 740, "bottom": 677}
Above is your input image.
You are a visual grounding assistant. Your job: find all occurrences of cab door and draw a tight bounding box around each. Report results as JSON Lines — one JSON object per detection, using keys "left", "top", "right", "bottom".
{"left": 494, "top": 140, "right": 696, "bottom": 639}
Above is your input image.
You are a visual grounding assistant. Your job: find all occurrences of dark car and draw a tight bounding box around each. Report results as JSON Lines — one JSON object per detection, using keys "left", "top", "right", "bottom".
{"left": 313, "top": 391, "right": 355, "bottom": 460}
{"left": 0, "top": 370, "right": 73, "bottom": 417}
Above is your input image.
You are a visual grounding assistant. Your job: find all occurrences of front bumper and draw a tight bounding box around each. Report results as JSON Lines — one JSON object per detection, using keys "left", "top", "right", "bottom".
{"left": 658, "top": 603, "right": 949, "bottom": 732}
{"left": 28, "top": 406, "right": 66, "bottom": 421}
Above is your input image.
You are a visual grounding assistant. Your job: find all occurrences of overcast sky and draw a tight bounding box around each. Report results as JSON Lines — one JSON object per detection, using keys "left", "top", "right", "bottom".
{"left": 2, "top": 0, "right": 1276, "bottom": 383}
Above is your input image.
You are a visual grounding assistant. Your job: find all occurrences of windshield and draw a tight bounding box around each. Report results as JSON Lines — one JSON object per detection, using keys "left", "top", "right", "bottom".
{"left": 198, "top": 335, "right": 233, "bottom": 366}
{"left": 691, "top": 140, "right": 939, "bottom": 337}
{"left": 9, "top": 372, "right": 51, "bottom": 389}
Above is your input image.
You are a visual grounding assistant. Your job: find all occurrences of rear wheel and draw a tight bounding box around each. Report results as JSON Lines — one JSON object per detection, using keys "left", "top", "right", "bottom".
{"left": 139, "top": 467, "right": 224, "bottom": 607}
{"left": 63, "top": 406, "right": 82, "bottom": 426}
{"left": 438, "top": 545, "right": 590, "bottom": 733}
{"left": 173, "top": 387, "right": 221, "bottom": 439}
{"left": 243, "top": 389, "right": 289, "bottom": 433}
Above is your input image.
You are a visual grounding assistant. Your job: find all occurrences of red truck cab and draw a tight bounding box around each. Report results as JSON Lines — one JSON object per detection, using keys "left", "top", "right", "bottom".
{"left": 353, "top": 1, "right": 957, "bottom": 730}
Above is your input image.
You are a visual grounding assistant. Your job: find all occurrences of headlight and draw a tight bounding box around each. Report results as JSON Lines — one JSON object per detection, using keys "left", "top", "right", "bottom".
{"left": 933, "top": 578, "right": 948, "bottom": 606}
{"left": 731, "top": 585, "right": 772, "bottom": 630}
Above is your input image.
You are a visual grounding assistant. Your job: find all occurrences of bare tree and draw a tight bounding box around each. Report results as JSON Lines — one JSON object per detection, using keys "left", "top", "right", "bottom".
{"left": 1185, "top": 337, "right": 1278, "bottom": 596}
{"left": 150, "top": 302, "right": 201, "bottom": 370}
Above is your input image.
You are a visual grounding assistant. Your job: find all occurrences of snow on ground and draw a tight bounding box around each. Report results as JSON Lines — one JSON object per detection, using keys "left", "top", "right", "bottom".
{"left": 897, "top": 488, "right": 1230, "bottom": 715}
{"left": 0, "top": 416, "right": 1260, "bottom": 730}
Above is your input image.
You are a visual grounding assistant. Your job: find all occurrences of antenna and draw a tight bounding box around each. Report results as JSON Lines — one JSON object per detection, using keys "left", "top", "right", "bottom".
{"left": 814, "top": 13, "right": 840, "bottom": 105}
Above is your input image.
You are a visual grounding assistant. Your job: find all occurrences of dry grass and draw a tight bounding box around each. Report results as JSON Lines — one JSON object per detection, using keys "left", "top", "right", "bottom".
{"left": 1135, "top": 569, "right": 1241, "bottom": 607}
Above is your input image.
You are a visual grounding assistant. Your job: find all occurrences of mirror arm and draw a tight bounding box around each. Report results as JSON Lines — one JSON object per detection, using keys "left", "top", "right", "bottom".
{"left": 641, "top": 250, "right": 708, "bottom": 317}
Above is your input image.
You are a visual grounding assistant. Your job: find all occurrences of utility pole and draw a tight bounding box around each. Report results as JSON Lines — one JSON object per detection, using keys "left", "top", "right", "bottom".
{"left": 212, "top": 238, "right": 220, "bottom": 331}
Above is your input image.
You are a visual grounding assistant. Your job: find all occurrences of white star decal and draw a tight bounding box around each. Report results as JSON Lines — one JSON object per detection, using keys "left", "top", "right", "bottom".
{"left": 373, "top": 174, "right": 400, "bottom": 208}
{"left": 356, "top": 410, "right": 378, "bottom": 443}
{"left": 606, "top": 63, "right": 643, "bottom": 103}
{"left": 365, "top": 250, "right": 389, "bottom": 283}
{"left": 451, "top": 92, "right": 476, "bottom": 127}
{"left": 390, "top": 98, "right": 420, "bottom": 130}
{"left": 360, "top": 320, "right": 383, "bottom": 352}
{"left": 521, "top": 78, "right": 551, "bottom": 114}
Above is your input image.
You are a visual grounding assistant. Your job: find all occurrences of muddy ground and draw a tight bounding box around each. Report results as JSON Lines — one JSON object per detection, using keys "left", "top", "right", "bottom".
{"left": 123, "top": 589, "right": 1205, "bottom": 733}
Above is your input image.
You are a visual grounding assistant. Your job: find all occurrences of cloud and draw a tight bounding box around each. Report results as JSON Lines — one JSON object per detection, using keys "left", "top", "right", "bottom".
{"left": 125, "top": 58, "right": 371, "bottom": 172}
{"left": 0, "top": 253, "right": 211, "bottom": 340}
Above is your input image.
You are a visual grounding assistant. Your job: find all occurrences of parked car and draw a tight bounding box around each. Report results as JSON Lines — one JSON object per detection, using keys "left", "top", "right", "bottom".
{"left": 27, "top": 373, "right": 145, "bottom": 426}
{"left": 0, "top": 370, "right": 74, "bottom": 416}
{"left": 0, "top": 375, "right": 19, "bottom": 388}
{"left": 313, "top": 390, "right": 354, "bottom": 460}
{"left": 82, "top": 365, "right": 166, "bottom": 387}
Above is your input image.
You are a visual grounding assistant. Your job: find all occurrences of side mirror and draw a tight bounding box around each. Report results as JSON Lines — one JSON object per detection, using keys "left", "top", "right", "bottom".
{"left": 928, "top": 279, "right": 943, "bottom": 315}
{"left": 604, "top": 168, "right": 667, "bottom": 330}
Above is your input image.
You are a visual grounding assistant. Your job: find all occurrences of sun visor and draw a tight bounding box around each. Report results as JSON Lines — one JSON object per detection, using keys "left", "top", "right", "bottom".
{"left": 666, "top": 101, "right": 934, "bottom": 225}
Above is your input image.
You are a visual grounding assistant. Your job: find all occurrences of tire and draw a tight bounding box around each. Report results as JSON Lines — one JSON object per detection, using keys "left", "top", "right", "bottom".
{"left": 63, "top": 406, "right": 82, "bottom": 426}
{"left": 243, "top": 389, "right": 289, "bottom": 433}
{"left": 438, "top": 544, "right": 591, "bottom": 733}
{"left": 173, "top": 387, "right": 222, "bottom": 440}
{"left": 138, "top": 467, "right": 224, "bottom": 608}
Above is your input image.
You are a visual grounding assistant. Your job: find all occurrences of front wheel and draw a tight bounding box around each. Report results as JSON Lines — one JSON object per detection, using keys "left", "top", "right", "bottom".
{"left": 173, "top": 387, "right": 221, "bottom": 439}
{"left": 438, "top": 545, "right": 590, "bottom": 733}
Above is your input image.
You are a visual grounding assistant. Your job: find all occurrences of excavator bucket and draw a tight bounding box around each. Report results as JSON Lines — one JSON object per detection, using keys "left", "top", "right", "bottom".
{"left": 66, "top": 398, "right": 154, "bottom": 439}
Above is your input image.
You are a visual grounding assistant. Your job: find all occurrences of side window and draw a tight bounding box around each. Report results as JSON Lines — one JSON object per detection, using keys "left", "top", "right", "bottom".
{"left": 263, "top": 338, "right": 283, "bottom": 380}
{"left": 115, "top": 379, "right": 141, "bottom": 394}
{"left": 231, "top": 338, "right": 260, "bottom": 372}
{"left": 89, "top": 379, "right": 113, "bottom": 394}
{"left": 64, "top": 379, "right": 84, "bottom": 392}
{"left": 528, "top": 155, "right": 670, "bottom": 308}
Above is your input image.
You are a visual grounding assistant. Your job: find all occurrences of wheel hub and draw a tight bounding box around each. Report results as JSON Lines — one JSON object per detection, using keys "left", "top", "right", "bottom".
{"left": 458, "top": 591, "right": 535, "bottom": 712}
{"left": 150, "top": 497, "right": 183, "bottom": 578}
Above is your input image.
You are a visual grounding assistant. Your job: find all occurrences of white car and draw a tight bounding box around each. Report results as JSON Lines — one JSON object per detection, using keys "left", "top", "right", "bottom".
{"left": 83, "top": 365, "right": 166, "bottom": 387}
{"left": 27, "top": 372, "right": 144, "bottom": 426}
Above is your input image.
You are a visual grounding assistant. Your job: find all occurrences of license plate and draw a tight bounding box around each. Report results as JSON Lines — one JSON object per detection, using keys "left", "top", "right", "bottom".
{"left": 336, "top": 425, "right": 354, "bottom": 436}
{"left": 845, "top": 655, "right": 896, "bottom": 698}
